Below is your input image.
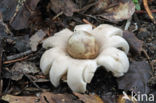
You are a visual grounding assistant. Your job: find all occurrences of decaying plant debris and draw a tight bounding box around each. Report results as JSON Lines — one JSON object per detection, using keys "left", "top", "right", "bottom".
{"left": 0, "top": 0, "right": 156, "bottom": 103}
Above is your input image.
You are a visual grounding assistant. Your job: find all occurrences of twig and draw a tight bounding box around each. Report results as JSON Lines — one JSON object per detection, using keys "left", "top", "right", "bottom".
{"left": 3, "top": 55, "right": 31, "bottom": 64}
{"left": 77, "top": 2, "right": 97, "bottom": 12}
{"left": 7, "top": 50, "right": 32, "bottom": 60}
{"left": 124, "top": 17, "right": 132, "bottom": 30}
{"left": 132, "top": 23, "right": 138, "bottom": 32}
{"left": 150, "top": 60, "right": 156, "bottom": 72}
{"left": 24, "top": 73, "right": 41, "bottom": 90}
{"left": 136, "top": 10, "right": 156, "bottom": 13}
{"left": 142, "top": 49, "right": 154, "bottom": 77}
{"left": 143, "top": 0, "right": 156, "bottom": 24}
{"left": 82, "top": 19, "right": 96, "bottom": 28}
{"left": 9, "top": 0, "right": 25, "bottom": 24}
{"left": 0, "top": 40, "right": 3, "bottom": 97}
{"left": 44, "top": 29, "right": 51, "bottom": 37}
{"left": 52, "top": 11, "right": 63, "bottom": 20}
{"left": 142, "top": 49, "right": 150, "bottom": 60}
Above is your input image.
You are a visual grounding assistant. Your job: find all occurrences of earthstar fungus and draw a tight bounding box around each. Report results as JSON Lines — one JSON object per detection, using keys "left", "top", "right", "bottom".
{"left": 40, "top": 24, "right": 130, "bottom": 93}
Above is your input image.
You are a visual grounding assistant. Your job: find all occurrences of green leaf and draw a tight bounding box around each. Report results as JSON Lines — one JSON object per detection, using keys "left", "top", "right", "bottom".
{"left": 135, "top": 3, "right": 141, "bottom": 10}
{"left": 132, "top": 0, "right": 141, "bottom": 10}
{"left": 133, "top": 0, "right": 138, "bottom": 3}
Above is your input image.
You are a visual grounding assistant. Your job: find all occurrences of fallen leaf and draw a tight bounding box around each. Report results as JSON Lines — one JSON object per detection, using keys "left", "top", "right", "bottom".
{"left": 13, "top": 62, "right": 39, "bottom": 74}
{"left": 26, "top": 0, "right": 40, "bottom": 10}
{"left": 117, "top": 95, "right": 138, "bottom": 103}
{"left": 148, "top": 60, "right": 156, "bottom": 86}
{"left": 137, "top": 28, "right": 151, "bottom": 40}
{"left": 90, "top": 0, "right": 111, "bottom": 14}
{"left": 123, "top": 31, "right": 144, "bottom": 55}
{"left": 101, "top": 92, "right": 116, "bottom": 103}
{"left": 0, "top": 13, "right": 29, "bottom": 53}
{"left": 0, "top": 0, "right": 17, "bottom": 21}
{"left": 74, "top": 0, "right": 90, "bottom": 8}
{"left": 30, "top": 30, "right": 46, "bottom": 51}
{"left": 117, "top": 61, "right": 152, "bottom": 94}
{"left": 1, "top": 92, "right": 140, "bottom": 103}
{"left": 40, "top": 92, "right": 80, "bottom": 103}
{"left": 50, "top": 0, "right": 78, "bottom": 16}
{"left": 74, "top": 92, "right": 104, "bottom": 103}
{"left": 0, "top": 12, "right": 13, "bottom": 38}
{"left": 91, "top": 0, "right": 135, "bottom": 22}
{"left": 2, "top": 94, "right": 39, "bottom": 103}
{"left": 0, "top": 0, "right": 40, "bottom": 30}
{"left": 9, "top": 0, "right": 40, "bottom": 30}
{"left": 10, "top": 6, "right": 30, "bottom": 30}
{"left": 14, "top": 35, "right": 30, "bottom": 52}
{"left": 148, "top": 76, "right": 156, "bottom": 86}
{"left": 2, "top": 92, "right": 84, "bottom": 103}
{"left": 3, "top": 62, "right": 39, "bottom": 81}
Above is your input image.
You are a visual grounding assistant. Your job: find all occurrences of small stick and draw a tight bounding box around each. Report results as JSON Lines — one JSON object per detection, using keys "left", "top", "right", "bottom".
{"left": 77, "top": 2, "right": 97, "bottom": 12}
{"left": 136, "top": 10, "right": 156, "bottom": 13}
{"left": 44, "top": 29, "right": 51, "bottom": 37}
{"left": 143, "top": 0, "right": 156, "bottom": 24}
{"left": 142, "top": 49, "right": 154, "bottom": 77}
{"left": 52, "top": 11, "right": 63, "bottom": 20}
{"left": 150, "top": 60, "right": 156, "bottom": 72}
{"left": 0, "top": 40, "right": 2, "bottom": 97}
{"left": 3, "top": 55, "right": 31, "bottom": 64}
{"left": 82, "top": 19, "right": 96, "bottom": 28}
{"left": 24, "top": 73, "right": 41, "bottom": 89}
{"left": 7, "top": 50, "right": 32, "bottom": 60}
{"left": 142, "top": 49, "right": 150, "bottom": 60}
{"left": 124, "top": 17, "right": 132, "bottom": 30}
{"left": 132, "top": 23, "right": 138, "bottom": 32}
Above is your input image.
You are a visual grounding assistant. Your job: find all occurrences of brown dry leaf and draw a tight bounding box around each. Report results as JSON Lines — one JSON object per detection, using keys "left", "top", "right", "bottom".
{"left": 12, "top": 62, "right": 39, "bottom": 74}
{"left": 117, "top": 61, "right": 152, "bottom": 94}
{"left": 117, "top": 95, "right": 138, "bottom": 103}
{"left": 0, "top": 0, "right": 17, "bottom": 21}
{"left": 148, "top": 60, "right": 156, "bottom": 86}
{"left": 91, "top": 0, "right": 135, "bottom": 22}
{"left": 123, "top": 31, "right": 144, "bottom": 55}
{"left": 2, "top": 92, "right": 104, "bottom": 103}
{"left": 14, "top": 35, "right": 30, "bottom": 52}
{"left": 101, "top": 92, "right": 117, "bottom": 103}
{"left": 50, "top": 0, "right": 78, "bottom": 16}
{"left": 30, "top": 29, "right": 46, "bottom": 51}
{"left": 74, "top": 92, "right": 104, "bottom": 103}
{"left": 148, "top": 76, "right": 156, "bottom": 86}
{"left": 9, "top": 0, "right": 40, "bottom": 30}
{"left": 2, "top": 94, "right": 39, "bottom": 103}
{"left": 3, "top": 62, "right": 39, "bottom": 81}
{"left": 39, "top": 92, "right": 80, "bottom": 103}
{"left": 90, "top": 0, "right": 112, "bottom": 14}
{"left": 0, "top": 12, "right": 13, "bottom": 38}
